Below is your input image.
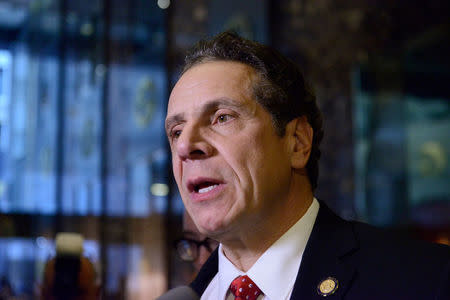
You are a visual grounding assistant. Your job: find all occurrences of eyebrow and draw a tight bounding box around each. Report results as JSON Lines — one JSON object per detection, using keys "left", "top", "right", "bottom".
{"left": 165, "top": 113, "right": 184, "bottom": 135}
{"left": 165, "top": 97, "right": 244, "bottom": 134}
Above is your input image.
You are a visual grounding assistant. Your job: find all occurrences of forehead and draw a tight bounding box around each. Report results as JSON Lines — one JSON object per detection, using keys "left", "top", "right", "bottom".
{"left": 167, "top": 61, "right": 258, "bottom": 115}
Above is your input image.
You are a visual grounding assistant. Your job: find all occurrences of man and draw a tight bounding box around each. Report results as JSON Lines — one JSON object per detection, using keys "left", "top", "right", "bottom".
{"left": 175, "top": 211, "right": 219, "bottom": 274}
{"left": 164, "top": 32, "right": 449, "bottom": 299}
{"left": 40, "top": 233, "right": 100, "bottom": 300}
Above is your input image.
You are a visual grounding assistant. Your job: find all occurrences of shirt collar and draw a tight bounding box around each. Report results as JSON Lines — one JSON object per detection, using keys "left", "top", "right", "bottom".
{"left": 216, "top": 198, "right": 320, "bottom": 299}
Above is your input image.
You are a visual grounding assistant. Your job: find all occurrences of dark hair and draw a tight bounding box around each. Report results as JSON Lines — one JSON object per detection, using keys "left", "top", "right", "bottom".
{"left": 182, "top": 31, "right": 324, "bottom": 190}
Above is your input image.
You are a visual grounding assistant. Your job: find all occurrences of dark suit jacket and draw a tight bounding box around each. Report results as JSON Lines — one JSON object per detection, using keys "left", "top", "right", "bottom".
{"left": 190, "top": 202, "right": 450, "bottom": 299}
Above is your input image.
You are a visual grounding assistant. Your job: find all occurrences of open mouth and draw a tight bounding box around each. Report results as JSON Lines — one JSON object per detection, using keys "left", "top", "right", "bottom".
{"left": 187, "top": 178, "right": 223, "bottom": 194}
{"left": 195, "top": 182, "right": 219, "bottom": 194}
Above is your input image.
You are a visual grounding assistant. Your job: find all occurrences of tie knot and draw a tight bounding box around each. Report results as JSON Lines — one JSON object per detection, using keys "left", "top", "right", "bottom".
{"left": 229, "top": 275, "right": 262, "bottom": 300}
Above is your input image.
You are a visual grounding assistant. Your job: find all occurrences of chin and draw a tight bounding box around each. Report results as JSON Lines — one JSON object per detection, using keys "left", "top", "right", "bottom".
{"left": 198, "top": 222, "right": 221, "bottom": 235}
{"left": 191, "top": 205, "right": 235, "bottom": 235}
{"left": 196, "top": 217, "right": 226, "bottom": 236}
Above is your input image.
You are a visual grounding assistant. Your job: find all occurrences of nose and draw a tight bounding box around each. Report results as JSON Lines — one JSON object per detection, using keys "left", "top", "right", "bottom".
{"left": 175, "top": 125, "right": 213, "bottom": 161}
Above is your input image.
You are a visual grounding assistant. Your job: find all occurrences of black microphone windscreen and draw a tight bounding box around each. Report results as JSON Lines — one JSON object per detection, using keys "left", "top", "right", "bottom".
{"left": 156, "top": 286, "right": 200, "bottom": 300}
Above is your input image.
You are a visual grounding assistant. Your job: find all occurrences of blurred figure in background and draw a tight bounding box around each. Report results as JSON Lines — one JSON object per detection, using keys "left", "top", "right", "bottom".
{"left": 175, "top": 212, "right": 219, "bottom": 275}
{"left": 0, "top": 277, "right": 14, "bottom": 300}
{"left": 40, "top": 233, "right": 100, "bottom": 300}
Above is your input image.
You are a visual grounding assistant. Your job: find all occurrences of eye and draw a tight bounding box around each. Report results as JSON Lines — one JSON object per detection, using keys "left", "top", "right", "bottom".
{"left": 170, "top": 129, "right": 182, "bottom": 139}
{"left": 216, "top": 114, "right": 234, "bottom": 124}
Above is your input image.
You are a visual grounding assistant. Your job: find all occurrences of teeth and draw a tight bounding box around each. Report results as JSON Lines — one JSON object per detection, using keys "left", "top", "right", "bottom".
{"left": 198, "top": 184, "right": 218, "bottom": 194}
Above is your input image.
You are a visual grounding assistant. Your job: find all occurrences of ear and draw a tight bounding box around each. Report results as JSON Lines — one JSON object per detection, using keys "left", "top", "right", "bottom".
{"left": 287, "top": 116, "right": 313, "bottom": 169}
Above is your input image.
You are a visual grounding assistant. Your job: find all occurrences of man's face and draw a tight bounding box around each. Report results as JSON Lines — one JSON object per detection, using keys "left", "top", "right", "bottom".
{"left": 166, "top": 61, "right": 294, "bottom": 240}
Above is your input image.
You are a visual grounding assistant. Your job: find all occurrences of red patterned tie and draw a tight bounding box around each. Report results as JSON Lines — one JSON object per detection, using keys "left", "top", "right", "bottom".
{"left": 229, "top": 275, "right": 263, "bottom": 300}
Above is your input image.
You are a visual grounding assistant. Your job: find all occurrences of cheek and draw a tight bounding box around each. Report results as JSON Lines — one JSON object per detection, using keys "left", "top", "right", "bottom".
{"left": 223, "top": 142, "right": 262, "bottom": 200}
{"left": 171, "top": 159, "right": 186, "bottom": 196}
{"left": 171, "top": 157, "right": 181, "bottom": 178}
{"left": 242, "top": 135, "right": 289, "bottom": 188}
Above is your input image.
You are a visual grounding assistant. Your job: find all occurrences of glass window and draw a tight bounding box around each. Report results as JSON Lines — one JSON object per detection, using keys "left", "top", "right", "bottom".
{"left": 353, "top": 55, "right": 450, "bottom": 233}
{"left": 0, "top": 0, "right": 170, "bottom": 298}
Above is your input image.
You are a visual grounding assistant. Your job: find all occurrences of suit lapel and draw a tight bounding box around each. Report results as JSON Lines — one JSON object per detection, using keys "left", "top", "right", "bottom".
{"left": 290, "top": 202, "right": 359, "bottom": 300}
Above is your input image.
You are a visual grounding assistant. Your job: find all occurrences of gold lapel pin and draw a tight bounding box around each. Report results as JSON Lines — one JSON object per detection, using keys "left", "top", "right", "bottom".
{"left": 317, "top": 277, "right": 339, "bottom": 297}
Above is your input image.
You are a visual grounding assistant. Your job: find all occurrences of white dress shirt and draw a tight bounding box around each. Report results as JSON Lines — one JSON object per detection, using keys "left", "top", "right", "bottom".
{"left": 201, "top": 198, "right": 320, "bottom": 300}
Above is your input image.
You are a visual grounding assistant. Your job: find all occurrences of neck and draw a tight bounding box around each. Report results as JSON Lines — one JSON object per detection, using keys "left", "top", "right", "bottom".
{"left": 220, "top": 176, "right": 313, "bottom": 272}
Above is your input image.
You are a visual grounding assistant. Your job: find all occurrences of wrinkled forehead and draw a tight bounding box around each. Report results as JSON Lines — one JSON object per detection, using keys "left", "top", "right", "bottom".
{"left": 167, "top": 61, "right": 260, "bottom": 114}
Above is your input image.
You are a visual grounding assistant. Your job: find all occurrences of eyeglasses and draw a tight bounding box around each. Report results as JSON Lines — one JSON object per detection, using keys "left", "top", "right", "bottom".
{"left": 174, "top": 238, "right": 218, "bottom": 262}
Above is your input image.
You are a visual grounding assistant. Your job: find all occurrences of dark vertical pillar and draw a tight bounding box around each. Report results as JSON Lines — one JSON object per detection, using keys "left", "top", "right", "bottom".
{"left": 100, "top": 0, "right": 112, "bottom": 297}
{"left": 55, "top": 0, "right": 68, "bottom": 233}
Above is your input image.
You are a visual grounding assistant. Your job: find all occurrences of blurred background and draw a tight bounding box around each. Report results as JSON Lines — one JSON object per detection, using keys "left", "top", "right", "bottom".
{"left": 0, "top": 0, "right": 448, "bottom": 298}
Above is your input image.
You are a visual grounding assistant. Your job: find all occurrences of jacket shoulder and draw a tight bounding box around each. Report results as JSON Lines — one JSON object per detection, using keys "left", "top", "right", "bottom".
{"left": 304, "top": 202, "right": 450, "bottom": 299}
{"left": 351, "top": 220, "right": 450, "bottom": 261}
{"left": 348, "top": 220, "right": 450, "bottom": 299}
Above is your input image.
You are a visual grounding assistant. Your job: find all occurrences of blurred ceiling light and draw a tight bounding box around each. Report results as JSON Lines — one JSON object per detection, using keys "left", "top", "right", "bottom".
{"left": 80, "top": 22, "right": 94, "bottom": 36}
{"left": 151, "top": 183, "right": 169, "bottom": 197}
{"left": 95, "top": 64, "right": 106, "bottom": 78}
{"left": 157, "top": 0, "right": 170, "bottom": 10}
{"left": 36, "top": 236, "right": 48, "bottom": 249}
{"left": 0, "top": 2, "right": 27, "bottom": 28}
{"left": 193, "top": 5, "right": 207, "bottom": 22}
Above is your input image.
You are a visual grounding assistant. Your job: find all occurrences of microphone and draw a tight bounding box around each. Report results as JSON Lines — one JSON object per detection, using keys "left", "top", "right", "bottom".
{"left": 156, "top": 286, "right": 200, "bottom": 300}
